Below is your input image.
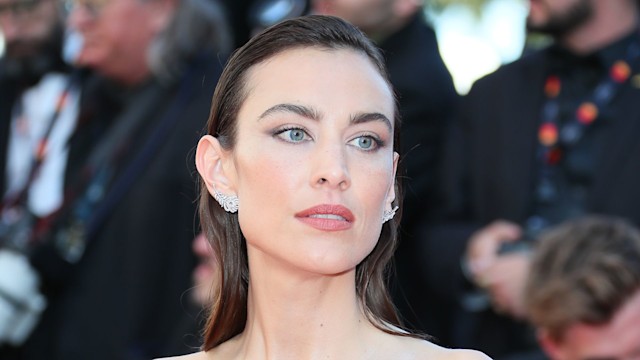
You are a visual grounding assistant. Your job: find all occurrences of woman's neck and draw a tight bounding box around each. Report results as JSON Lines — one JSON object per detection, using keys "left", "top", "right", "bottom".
{"left": 230, "top": 252, "right": 378, "bottom": 359}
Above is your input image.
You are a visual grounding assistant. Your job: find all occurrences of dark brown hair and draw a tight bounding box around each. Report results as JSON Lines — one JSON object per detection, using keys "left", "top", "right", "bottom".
{"left": 198, "top": 15, "right": 408, "bottom": 350}
{"left": 525, "top": 216, "right": 640, "bottom": 341}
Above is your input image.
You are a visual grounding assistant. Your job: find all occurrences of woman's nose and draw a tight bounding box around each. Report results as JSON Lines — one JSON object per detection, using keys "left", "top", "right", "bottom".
{"left": 310, "top": 142, "right": 351, "bottom": 191}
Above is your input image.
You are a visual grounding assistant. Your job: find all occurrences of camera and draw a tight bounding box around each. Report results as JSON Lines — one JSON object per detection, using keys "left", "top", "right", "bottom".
{"left": 0, "top": 207, "right": 46, "bottom": 345}
{"left": 460, "top": 223, "right": 542, "bottom": 312}
{"left": 0, "top": 249, "right": 46, "bottom": 345}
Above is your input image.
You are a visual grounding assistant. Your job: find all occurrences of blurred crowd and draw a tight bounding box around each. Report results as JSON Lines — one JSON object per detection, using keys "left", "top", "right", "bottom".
{"left": 1, "top": 0, "right": 639, "bottom": 359}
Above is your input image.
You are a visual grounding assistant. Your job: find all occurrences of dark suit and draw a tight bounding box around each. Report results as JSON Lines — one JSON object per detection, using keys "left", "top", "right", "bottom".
{"left": 424, "top": 41, "right": 640, "bottom": 357}
{"left": 382, "top": 13, "right": 458, "bottom": 230}
{"left": 0, "top": 77, "right": 16, "bottom": 197}
{"left": 20, "top": 53, "right": 223, "bottom": 360}
{"left": 379, "top": 14, "right": 458, "bottom": 336}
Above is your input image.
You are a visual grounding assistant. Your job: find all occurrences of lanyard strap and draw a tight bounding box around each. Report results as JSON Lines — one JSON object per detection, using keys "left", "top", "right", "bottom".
{"left": 0, "top": 72, "right": 80, "bottom": 251}
{"left": 43, "top": 62, "right": 199, "bottom": 263}
{"left": 528, "top": 40, "right": 640, "bottom": 232}
{"left": 1, "top": 72, "right": 80, "bottom": 213}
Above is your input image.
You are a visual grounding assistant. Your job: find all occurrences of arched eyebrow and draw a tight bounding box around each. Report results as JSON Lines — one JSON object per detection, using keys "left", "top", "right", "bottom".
{"left": 351, "top": 112, "right": 392, "bottom": 131}
{"left": 259, "top": 103, "right": 320, "bottom": 121}
{"left": 259, "top": 103, "right": 392, "bottom": 130}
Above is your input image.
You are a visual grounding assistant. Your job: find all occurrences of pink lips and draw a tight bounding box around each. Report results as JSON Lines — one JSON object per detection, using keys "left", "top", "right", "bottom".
{"left": 295, "top": 204, "right": 355, "bottom": 231}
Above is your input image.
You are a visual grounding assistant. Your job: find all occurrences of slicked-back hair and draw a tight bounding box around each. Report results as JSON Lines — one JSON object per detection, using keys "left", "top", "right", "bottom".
{"left": 198, "top": 15, "right": 410, "bottom": 350}
{"left": 525, "top": 216, "right": 640, "bottom": 341}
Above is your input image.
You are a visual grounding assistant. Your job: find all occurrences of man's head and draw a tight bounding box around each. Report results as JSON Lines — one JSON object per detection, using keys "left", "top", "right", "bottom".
{"left": 525, "top": 216, "right": 640, "bottom": 360}
{"left": 311, "top": 0, "right": 420, "bottom": 41}
{"left": 0, "top": 0, "right": 61, "bottom": 60}
{"left": 0, "top": 0, "right": 64, "bottom": 82}
{"left": 526, "top": 0, "right": 640, "bottom": 40}
{"left": 67, "top": 0, "right": 177, "bottom": 85}
{"left": 526, "top": 0, "right": 593, "bottom": 37}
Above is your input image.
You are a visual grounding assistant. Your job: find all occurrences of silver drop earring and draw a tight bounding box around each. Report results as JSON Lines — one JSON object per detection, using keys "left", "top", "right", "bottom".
{"left": 382, "top": 206, "right": 399, "bottom": 224}
{"left": 213, "top": 188, "right": 239, "bottom": 213}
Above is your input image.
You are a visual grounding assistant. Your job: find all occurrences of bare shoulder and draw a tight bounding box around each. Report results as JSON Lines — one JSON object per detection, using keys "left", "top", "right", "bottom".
{"left": 154, "top": 351, "right": 209, "bottom": 360}
{"left": 389, "top": 335, "right": 492, "bottom": 360}
{"left": 430, "top": 346, "right": 492, "bottom": 360}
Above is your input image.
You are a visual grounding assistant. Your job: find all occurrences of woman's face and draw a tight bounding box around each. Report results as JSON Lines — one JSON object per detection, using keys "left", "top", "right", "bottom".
{"left": 227, "top": 47, "right": 397, "bottom": 276}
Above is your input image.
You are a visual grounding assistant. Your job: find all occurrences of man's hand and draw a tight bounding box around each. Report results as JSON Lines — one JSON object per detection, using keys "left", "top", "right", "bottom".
{"left": 464, "top": 220, "right": 530, "bottom": 318}
{"left": 466, "top": 220, "right": 522, "bottom": 278}
{"left": 481, "top": 252, "right": 530, "bottom": 319}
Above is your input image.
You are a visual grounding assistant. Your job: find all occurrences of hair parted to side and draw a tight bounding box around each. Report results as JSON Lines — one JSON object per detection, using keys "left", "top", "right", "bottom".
{"left": 525, "top": 216, "right": 640, "bottom": 341}
{"left": 198, "top": 15, "right": 410, "bottom": 350}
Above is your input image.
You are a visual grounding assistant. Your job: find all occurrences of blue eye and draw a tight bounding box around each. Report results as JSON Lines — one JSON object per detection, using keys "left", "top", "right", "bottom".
{"left": 288, "top": 129, "right": 305, "bottom": 142}
{"left": 357, "top": 137, "right": 374, "bottom": 149}
{"left": 349, "top": 135, "right": 382, "bottom": 151}
{"left": 275, "top": 127, "right": 310, "bottom": 143}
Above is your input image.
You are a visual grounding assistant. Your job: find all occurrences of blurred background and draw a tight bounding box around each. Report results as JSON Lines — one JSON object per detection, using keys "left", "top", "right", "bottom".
{"left": 0, "top": 0, "right": 532, "bottom": 95}
{"left": 425, "top": 0, "right": 529, "bottom": 93}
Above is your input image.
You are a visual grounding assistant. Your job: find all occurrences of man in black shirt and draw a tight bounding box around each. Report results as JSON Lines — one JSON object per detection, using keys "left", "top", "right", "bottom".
{"left": 0, "top": 0, "right": 73, "bottom": 355}
{"left": 428, "top": 0, "right": 640, "bottom": 357}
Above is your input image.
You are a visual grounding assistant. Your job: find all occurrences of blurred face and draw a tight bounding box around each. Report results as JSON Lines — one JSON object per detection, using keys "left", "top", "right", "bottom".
{"left": 527, "top": 0, "right": 593, "bottom": 37}
{"left": 0, "top": 0, "right": 60, "bottom": 59}
{"left": 311, "top": 0, "right": 396, "bottom": 36}
{"left": 67, "top": 0, "right": 172, "bottom": 84}
{"left": 542, "top": 290, "right": 640, "bottom": 360}
{"left": 229, "top": 47, "right": 397, "bottom": 276}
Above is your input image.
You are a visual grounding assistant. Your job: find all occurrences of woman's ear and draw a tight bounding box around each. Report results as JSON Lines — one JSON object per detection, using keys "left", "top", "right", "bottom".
{"left": 195, "top": 135, "right": 237, "bottom": 197}
{"left": 385, "top": 152, "right": 400, "bottom": 208}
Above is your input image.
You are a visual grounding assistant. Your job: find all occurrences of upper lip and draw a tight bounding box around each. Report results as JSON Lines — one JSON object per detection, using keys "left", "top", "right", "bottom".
{"left": 295, "top": 204, "right": 355, "bottom": 222}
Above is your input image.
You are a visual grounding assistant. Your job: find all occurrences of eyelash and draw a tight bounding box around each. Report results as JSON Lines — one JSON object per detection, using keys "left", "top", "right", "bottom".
{"left": 348, "top": 133, "right": 384, "bottom": 151}
{"left": 272, "top": 126, "right": 385, "bottom": 152}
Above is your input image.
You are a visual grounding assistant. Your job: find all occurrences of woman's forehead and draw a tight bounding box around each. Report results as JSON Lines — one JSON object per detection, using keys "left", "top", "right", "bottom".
{"left": 241, "top": 47, "right": 394, "bottom": 113}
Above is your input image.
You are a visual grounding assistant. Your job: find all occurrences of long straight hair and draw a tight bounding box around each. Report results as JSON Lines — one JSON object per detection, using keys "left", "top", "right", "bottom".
{"left": 198, "top": 15, "right": 409, "bottom": 350}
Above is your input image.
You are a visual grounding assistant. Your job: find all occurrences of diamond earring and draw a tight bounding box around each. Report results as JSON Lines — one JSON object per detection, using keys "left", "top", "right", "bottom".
{"left": 213, "top": 188, "right": 239, "bottom": 213}
{"left": 382, "top": 206, "right": 399, "bottom": 224}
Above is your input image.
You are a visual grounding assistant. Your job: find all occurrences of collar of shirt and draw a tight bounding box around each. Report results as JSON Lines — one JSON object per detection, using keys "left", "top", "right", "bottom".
{"left": 547, "top": 27, "right": 640, "bottom": 73}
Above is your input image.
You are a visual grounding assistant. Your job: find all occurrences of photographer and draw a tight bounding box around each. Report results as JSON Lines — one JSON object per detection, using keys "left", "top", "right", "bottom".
{"left": 424, "top": 0, "right": 640, "bottom": 358}
{"left": 0, "top": 0, "right": 77, "bottom": 350}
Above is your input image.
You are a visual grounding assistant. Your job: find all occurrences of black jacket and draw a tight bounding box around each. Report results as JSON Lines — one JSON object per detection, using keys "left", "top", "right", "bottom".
{"left": 21, "top": 53, "right": 223, "bottom": 360}
{"left": 424, "top": 43, "right": 640, "bottom": 356}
